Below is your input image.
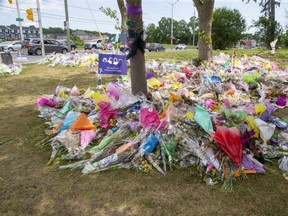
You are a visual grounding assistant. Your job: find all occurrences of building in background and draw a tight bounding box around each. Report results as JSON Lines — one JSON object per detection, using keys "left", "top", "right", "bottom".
{"left": 0, "top": 25, "right": 11, "bottom": 40}
{"left": 0, "top": 25, "right": 40, "bottom": 40}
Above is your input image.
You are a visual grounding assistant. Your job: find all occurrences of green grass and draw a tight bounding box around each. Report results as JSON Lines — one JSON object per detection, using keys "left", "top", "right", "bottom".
{"left": 0, "top": 56, "right": 288, "bottom": 215}
{"left": 145, "top": 48, "right": 288, "bottom": 68}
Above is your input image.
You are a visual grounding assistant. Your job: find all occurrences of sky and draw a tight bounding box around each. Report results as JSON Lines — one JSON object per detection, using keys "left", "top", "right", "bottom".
{"left": 0, "top": 0, "right": 287, "bottom": 34}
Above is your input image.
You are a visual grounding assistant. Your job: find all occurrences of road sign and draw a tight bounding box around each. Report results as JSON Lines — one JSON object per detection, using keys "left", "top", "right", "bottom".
{"left": 16, "top": 18, "right": 24, "bottom": 21}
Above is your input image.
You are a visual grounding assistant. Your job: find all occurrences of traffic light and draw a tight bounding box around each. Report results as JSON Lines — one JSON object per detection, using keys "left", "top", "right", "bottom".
{"left": 26, "top": 8, "right": 34, "bottom": 21}
{"left": 8, "top": 0, "right": 13, "bottom": 4}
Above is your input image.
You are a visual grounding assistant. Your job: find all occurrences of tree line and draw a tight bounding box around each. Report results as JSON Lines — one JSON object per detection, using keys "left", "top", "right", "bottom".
{"left": 145, "top": 6, "right": 288, "bottom": 50}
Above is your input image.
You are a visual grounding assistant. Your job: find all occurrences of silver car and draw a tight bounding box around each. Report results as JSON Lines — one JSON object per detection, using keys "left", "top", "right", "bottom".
{"left": 176, "top": 44, "right": 187, "bottom": 50}
{"left": 2, "top": 41, "right": 22, "bottom": 51}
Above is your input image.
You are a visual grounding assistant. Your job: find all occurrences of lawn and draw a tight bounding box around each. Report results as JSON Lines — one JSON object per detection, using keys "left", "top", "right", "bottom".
{"left": 0, "top": 50, "right": 288, "bottom": 215}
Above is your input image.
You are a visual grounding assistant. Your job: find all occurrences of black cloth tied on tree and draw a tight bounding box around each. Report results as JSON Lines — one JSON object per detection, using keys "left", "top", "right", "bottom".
{"left": 126, "top": 30, "right": 146, "bottom": 60}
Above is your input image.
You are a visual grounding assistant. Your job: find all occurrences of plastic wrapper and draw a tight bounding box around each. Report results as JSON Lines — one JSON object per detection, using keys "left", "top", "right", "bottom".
{"left": 54, "top": 130, "right": 80, "bottom": 151}
{"left": 243, "top": 73, "right": 260, "bottom": 83}
{"left": 80, "top": 130, "right": 97, "bottom": 148}
{"left": 194, "top": 106, "right": 214, "bottom": 133}
{"left": 136, "top": 134, "right": 159, "bottom": 156}
{"left": 69, "top": 113, "right": 95, "bottom": 131}
{"left": 55, "top": 101, "right": 71, "bottom": 119}
{"left": 222, "top": 98, "right": 231, "bottom": 109}
{"left": 276, "top": 94, "right": 286, "bottom": 108}
{"left": 279, "top": 156, "right": 288, "bottom": 173}
{"left": 257, "top": 87, "right": 266, "bottom": 103}
{"left": 89, "top": 124, "right": 131, "bottom": 154}
{"left": 147, "top": 77, "right": 162, "bottom": 88}
{"left": 245, "top": 117, "right": 260, "bottom": 138}
{"left": 242, "top": 153, "right": 265, "bottom": 173}
{"left": 99, "top": 109, "right": 118, "bottom": 129}
{"left": 139, "top": 107, "right": 160, "bottom": 130}
{"left": 58, "top": 111, "right": 81, "bottom": 133}
{"left": 254, "top": 104, "right": 266, "bottom": 115}
{"left": 107, "top": 82, "right": 121, "bottom": 100}
{"left": 203, "top": 75, "right": 222, "bottom": 84}
{"left": 146, "top": 71, "right": 155, "bottom": 79}
{"left": 36, "top": 97, "right": 58, "bottom": 107}
{"left": 70, "top": 85, "right": 80, "bottom": 96}
{"left": 82, "top": 153, "right": 119, "bottom": 174}
{"left": 254, "top": 118, "right": 276, "bottom": 145}
{"left": 183, "top": 66, "right": 193, "bottom": 79}
{"left": 264, "top": 100, "right": 278, "bottom": 113}
{"left": 111, "top": 89, "right": 139, "bottom": 109}
{"left": 211, "top": 126, "right": 242, "bottom": 167}
{"left": 38, "top": 106, "right": 58, "bottom": 119}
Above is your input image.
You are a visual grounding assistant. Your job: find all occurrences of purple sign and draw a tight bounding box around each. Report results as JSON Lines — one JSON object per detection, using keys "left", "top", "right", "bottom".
{"left": 98, "top": 53, "right": 127, "bottom": 75}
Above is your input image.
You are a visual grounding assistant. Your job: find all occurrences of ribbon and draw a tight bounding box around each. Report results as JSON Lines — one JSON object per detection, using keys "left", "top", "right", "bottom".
{"left": 127, "top": 31, "right": 145, "bottom": 60}
{"left": 127, "top": 3, "right": 143, "bottom": 15}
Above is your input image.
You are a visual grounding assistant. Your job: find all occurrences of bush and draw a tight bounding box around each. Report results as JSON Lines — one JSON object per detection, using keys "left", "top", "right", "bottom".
{"left": 70, "top": 36, "right": 84, "bottom": 46}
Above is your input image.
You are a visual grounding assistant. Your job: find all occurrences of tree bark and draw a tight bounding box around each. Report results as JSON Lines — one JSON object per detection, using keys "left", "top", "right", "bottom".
{"left": 270, "top": 0, "right": 275, "bottom": 40}
{"left": 125, "top": 0, "right": 148, "bottom": 96}
{"left": 117, "top": 0, "right": 128, "bottom": 31}
{"left": 193, "top": 0, "right": 214, "bottom": 61}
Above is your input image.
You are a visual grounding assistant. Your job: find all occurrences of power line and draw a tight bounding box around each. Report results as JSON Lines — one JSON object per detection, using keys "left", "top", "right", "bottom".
{"left": 0, "top": 5, "right": 116, "bottom": 24}
{"left": 0, "top": 7, "right": 116, "bottom": 26}
{"left": 84, "top": 0, "right": 103, "bottom": 37}
{"left": 44, "top": 0, "right": 101, "bottom": 12}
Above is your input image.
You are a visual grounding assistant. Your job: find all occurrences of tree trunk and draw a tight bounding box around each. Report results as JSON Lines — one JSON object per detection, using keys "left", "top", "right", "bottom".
{"left": 193, "top": 0, "right": 214, "bottom": 61}
{"left": 270, "top": 0, "right": 275, "bottom": 40}
{"left": 125, "top": 0, "right": 147, "bottom": 96}
{"left": 117, "top": 0, "right": 128, "bottom": 31}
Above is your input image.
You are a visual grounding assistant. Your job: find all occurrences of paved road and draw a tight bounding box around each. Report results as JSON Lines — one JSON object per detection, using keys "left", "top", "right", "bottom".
{"left": 1, "top": 48, "right": 191, "bottom": 65}
{"left": 12, "top": 52, "right": 43, "bottom": 64}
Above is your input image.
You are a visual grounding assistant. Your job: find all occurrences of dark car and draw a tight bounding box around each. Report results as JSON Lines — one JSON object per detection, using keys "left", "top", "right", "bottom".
{"left": 147, "top": 43, "right": 165, "bottom": 52}
{"left": 27, "top": 38, "right": 68, "bottom": 55}
{"left": 57, "top": 40, "right": 77, "bottom": 51}
{"left": 21, "top": 38, "right": 31, "bottom": 48}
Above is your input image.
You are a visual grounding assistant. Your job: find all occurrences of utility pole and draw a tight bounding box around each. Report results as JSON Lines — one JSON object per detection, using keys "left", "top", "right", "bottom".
{"left": 64, "top": 0, "right": 71, "bottom": 52}
{"left": 36, "top": 0, "right": 45, "bottom": 57}
{"left": 15, "top": 0, "right": 24, "bottom": 42}
{"left": 168, "top": 0, "right": 179, "bottom": 50}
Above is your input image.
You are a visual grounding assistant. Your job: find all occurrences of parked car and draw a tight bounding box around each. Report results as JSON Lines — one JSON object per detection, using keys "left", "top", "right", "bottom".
{"left": 21, "top": 38, "right": 31, "bottom": 48}
{"left": 84, "top": 39, "right": 113, "bottom": 50}
{"left": 146, "top": 43, "right": 165, "bottom": 52}
{"left": 57, "top": 40, "right": 77, "bottom": 51}
{"left": 176, "top": 44, "right": 187, "bottom": 50}
{"left": 1, "top": 40, "right": 22, "bottom": 51}
{"left": 84, "top": 39, "right": 103, "bottom": 50}
{"left": 0, "top": 41, "right": 12, "bottom": 51}
{"left": 27, "top": 38, "right": 68, "bottom": 55}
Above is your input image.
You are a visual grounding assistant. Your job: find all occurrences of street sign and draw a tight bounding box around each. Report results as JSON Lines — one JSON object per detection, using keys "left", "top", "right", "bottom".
{"left": 16, "top": 18, "right": 24, "bottom": 21}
